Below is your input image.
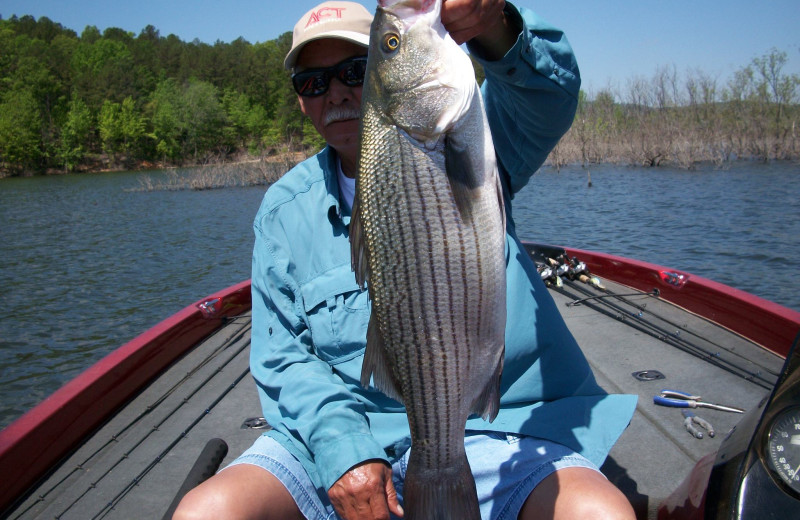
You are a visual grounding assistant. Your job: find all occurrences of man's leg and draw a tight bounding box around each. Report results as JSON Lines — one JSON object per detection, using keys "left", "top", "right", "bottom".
{"left": 519, "top": 467, "right": 635, "bottom": 520}
{"left": 172, "top": 463, "right": 304, "bottom": 520}
{"left": 173, "top": 434, "right": 335, "bottom": 520}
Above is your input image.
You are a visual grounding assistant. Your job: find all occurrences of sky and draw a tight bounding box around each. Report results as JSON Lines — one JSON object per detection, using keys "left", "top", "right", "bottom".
{"left": 2, "top": 0, "right": 799, "bottom": 93}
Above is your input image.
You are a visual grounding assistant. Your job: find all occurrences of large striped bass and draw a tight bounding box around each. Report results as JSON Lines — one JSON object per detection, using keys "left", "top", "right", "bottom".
{"left": 349, "top": 0, "right": 506, "bottom": 517}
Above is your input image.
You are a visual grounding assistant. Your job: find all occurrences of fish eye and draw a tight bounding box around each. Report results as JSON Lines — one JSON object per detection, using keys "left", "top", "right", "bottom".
{"left": 382, "top": 33, "right": 400, "bottom": 53}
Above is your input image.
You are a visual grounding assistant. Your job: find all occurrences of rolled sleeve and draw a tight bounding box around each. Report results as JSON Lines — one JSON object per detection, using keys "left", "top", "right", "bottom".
{"left": 472, "top": 3, "right": 580, "bottom": 194}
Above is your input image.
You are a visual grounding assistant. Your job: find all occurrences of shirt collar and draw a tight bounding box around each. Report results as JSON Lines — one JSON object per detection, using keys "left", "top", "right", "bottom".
{"left": 322, "top": 146, "right": 351, "bottom": 225}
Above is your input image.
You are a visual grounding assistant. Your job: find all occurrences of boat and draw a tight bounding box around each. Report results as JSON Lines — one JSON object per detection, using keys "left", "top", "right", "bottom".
{"left": 1, "top": 242, "right": 798, "bottom": 519}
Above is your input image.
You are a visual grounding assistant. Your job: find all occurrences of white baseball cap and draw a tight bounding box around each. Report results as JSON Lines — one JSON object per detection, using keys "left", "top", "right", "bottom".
{"left": 284, "top": 1, "right": 373, "bottom": 70}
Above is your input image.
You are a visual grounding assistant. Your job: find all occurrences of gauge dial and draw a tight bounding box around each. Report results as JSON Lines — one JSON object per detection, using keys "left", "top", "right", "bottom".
{"left": 766, "top": 407, "right": 800, "bottom": 496}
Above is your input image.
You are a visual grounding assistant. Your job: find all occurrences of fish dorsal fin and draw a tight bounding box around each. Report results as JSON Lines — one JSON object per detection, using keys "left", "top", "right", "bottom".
{"left": 349, "top": 188, "right": 369, "bottom": 289}
{"left": 360, "top": 314, "right": 404, "bottom": 403}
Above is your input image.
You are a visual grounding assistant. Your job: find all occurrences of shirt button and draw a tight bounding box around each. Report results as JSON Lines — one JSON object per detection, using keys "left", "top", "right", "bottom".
{"left": 506, "top": 67, "right": 517, "bottom": 76}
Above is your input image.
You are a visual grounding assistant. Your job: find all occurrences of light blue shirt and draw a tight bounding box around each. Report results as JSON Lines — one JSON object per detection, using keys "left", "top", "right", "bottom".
{"left": 250, "top": 4, "right": 637, "bottom": 492}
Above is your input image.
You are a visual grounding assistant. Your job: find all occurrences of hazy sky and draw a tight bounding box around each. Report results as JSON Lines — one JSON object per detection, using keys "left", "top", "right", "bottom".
{"left": 2, "top": 0, "right": 799, "bottom": 92}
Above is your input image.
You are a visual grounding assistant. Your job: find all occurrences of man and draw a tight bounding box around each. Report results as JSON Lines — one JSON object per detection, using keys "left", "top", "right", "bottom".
{"left": 175, "top": 1, "right": 637, "bottom": 519}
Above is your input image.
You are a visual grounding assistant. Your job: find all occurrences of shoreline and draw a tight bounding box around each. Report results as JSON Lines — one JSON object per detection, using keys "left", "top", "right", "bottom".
{"left": 2, "top": 149, "right": 798, "bottom": 180}
{"left": 0, "top": 150, "right": 310, "bottom": 179}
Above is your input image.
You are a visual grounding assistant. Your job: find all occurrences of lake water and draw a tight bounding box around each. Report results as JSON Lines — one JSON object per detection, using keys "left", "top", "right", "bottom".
{"left": 1, "top": 162, "right": 799, "bottom": 428}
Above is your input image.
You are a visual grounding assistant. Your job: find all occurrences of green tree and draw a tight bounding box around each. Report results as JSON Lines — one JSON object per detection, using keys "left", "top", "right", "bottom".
{"left": 119, "top": 96, "right": 146, "bottom": 158}
{"left": 57, "top": 95, "right": 93, "bottom": 171}
{"left": 222, "top": 88, "right": 269, "bottom": 151}
{"left": 98, "top": 99, "right": 123, "bottom": 162}
{"left": 71, "top": 36, "right": 136, "bottom": 110}
{"left": 99, "top": 96, "right": 146, "bottom": 165}
{"left": 0, "top": 89, "right": 43, "bottom": 172}
{"left": 148, "top": 78, "right": 227, "bottom": 162}
{"left": 183, "top": 79, "right": 227, "bottom": 158}
{"left": 149, "top": 78, "right": 183, "bottom": 161}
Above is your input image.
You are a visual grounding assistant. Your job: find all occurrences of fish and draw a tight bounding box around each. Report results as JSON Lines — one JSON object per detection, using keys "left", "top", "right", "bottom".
{"left": 349, "top": 0, "right": 507, "bottom": 518}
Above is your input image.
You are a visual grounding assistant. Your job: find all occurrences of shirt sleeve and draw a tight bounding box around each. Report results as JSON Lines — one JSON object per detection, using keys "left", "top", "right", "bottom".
{"left": 250, "top": 210, "right": 388, "bottom": 490}
{"left": 470, "top": 3, "right": 580, "bottom": 195}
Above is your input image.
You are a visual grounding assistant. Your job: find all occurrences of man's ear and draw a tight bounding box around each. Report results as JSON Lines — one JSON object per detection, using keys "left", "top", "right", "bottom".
{"left": 297, "top": 96, "right": 310, "bottom": 117}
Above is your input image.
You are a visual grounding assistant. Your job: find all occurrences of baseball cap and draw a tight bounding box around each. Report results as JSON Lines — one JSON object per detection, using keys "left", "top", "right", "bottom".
{"left": 284, "top": 1, "right": 373, "bottom": 70}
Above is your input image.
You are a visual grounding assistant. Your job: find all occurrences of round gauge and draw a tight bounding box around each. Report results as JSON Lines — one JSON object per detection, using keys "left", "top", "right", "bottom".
{"left": 766, "top": 407, "right": 800, "bottom": 496}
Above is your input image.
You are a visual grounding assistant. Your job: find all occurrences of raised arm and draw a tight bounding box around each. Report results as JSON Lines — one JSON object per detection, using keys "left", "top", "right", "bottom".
{"left": 464, "top": 2, "right": 581, "bottom": 194}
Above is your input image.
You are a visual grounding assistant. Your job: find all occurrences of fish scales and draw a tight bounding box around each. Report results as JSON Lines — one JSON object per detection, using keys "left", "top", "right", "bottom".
{"left": 350, "top": 0, "right": 506, "bottom": 518}
{"left": 363, "top": 131, "right": 469, "bottom": 455}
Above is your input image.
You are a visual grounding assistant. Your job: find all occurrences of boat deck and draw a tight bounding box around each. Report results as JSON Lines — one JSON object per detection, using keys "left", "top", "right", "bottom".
{"left": 5, "top": 277, "right": 784, "bottom": 520}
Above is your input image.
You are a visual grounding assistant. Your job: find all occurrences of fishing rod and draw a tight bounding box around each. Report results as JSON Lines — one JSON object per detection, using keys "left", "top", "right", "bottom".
{"left": 552, "top": 276, "right": 777, "bottom": 389}
{"left": 563, "top": 275, "right": 779, "bottom": 379}
{"left": 530, "top": 245, "right": 780, "bottom": 387}
{"left": 566, "top": 288, "right": 661, "bottom": 306}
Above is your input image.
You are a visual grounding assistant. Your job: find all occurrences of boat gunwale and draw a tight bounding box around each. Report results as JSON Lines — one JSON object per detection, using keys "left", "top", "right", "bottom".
{"left": 0, "top": 280, "right": 252, "bottom": 515}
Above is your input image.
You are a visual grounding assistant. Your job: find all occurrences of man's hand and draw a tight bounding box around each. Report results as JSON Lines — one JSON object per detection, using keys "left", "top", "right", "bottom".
{"left": 442, "top": 0, "right": 518, "bottom": 60}
{"left": 328, "top": 461, "right": 404, "bottom": 520}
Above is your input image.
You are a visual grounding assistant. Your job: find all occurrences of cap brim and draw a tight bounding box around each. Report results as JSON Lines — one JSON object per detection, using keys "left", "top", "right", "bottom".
{"left": 284, "top": 30, "right": 370, "bottom": 70}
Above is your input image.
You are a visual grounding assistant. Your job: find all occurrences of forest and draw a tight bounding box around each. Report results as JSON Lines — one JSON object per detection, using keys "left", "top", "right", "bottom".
{"left": 0, "top": 14, "right": 798, "bottom": 176}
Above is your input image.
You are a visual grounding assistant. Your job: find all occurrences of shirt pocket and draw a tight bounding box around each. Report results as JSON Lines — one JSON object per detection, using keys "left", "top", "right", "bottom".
{"left": 300, "top": 264, "right": 370, "bottom": 364}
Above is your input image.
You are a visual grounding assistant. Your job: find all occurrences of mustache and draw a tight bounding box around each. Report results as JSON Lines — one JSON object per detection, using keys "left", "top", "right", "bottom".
{"left": 323, "top": 106, "right": 361, "bottom": 126}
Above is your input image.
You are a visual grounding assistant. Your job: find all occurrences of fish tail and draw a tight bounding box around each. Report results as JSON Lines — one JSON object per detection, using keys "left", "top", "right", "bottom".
{"left": 403, "top": 452, "right": 480, "bottom": 520}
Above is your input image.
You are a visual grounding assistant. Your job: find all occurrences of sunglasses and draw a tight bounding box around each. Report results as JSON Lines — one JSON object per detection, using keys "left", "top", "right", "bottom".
{"left": 292, "top": 56, "right": 368, "bottom": 97}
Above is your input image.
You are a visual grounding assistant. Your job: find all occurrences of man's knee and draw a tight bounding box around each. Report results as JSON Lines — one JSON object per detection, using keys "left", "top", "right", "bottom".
{"left": 566, "top": 486, "right": 635, "bottom": 520}
{"left": 172, "top": 482, "right": 238, "bottom": 520}
{"left": 521, "top": 467, "right": 635, "bottom": 520}
{"left": 172, "top": 464, "right": 304, "bottom": 520}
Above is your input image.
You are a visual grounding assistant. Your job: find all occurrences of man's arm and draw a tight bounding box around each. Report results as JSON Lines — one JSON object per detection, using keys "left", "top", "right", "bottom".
{"left": 466, "top": 2, "right": 581, "bottom": 194}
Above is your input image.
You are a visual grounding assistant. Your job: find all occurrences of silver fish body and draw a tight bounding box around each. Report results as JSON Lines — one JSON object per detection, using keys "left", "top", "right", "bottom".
{"left": 350, "top": 1, "right": 506, "bottom": 518}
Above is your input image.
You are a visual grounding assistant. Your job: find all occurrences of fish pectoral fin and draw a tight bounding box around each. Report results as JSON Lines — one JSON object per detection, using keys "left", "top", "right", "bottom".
{"left": 349, "top": 190, "right": 369, "bottom": 289}
{"left": 444, "top": 134, "right": 479, "bottom": 223}
{"left": 495, "top": 163, "right": 507, "bottom": 233}
{"left": 361, "top": 315, "right": 404, "bottom": 403}
{"left": 471, "top": 352, "right": 503, "bottom": 422}
{"left": 445, "top": 135, "right": 507, "bottom": 233}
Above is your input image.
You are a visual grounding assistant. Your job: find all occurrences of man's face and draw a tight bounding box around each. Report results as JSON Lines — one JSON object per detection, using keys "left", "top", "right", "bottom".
{"left": 295, "top": 39, "right": 366, "bottom": 161}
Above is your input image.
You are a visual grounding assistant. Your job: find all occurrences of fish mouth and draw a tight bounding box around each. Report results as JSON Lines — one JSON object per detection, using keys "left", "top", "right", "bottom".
{"left": 324, "top": 106, "right": 361, "bottom": 126}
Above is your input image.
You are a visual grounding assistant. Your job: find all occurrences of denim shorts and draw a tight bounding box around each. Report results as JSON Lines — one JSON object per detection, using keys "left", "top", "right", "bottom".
{"left": 225, "top": 431, "right": 600, "bottom": 520}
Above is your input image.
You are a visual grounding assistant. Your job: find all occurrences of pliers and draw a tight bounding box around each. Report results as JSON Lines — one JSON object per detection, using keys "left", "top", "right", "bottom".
{"left": 682, "top": 410, "right": 715, "bottom": 439}
{"left": 653, "top": 389, "right": 744, "bottom": 413}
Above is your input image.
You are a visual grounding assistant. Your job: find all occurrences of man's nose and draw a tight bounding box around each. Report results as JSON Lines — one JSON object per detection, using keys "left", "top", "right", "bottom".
{"left": 325, "top": 76, "right": 354, "bottom": 103}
